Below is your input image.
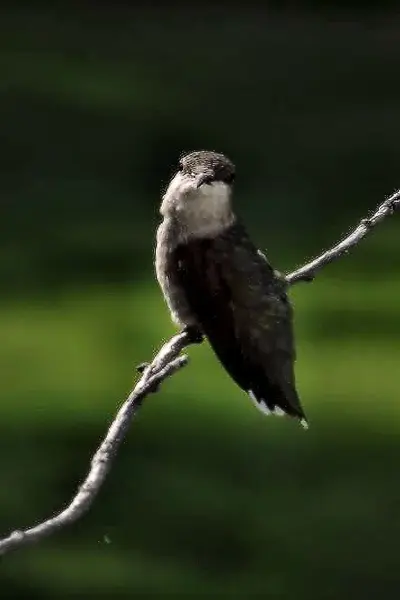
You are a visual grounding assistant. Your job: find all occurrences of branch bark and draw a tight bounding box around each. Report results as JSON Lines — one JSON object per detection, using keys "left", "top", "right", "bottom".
{"left": 286, "top": 189, "right": 400, "bottom": 285}
{"left": 0, "top": 332, "right": 191, "bottom": 556}
{"left": 0, "top": 188, "right": 399, "bottom": 556}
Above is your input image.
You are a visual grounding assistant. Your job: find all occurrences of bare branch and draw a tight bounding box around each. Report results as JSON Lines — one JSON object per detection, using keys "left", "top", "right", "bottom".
{"left": 0, "top": 330, "right": 194, "bottom": 556}
{"left": 286, "top": 189, "right": 400, "bottom": 285}
{"left": 1, "top": 187, "right": 399, "bottom": 557}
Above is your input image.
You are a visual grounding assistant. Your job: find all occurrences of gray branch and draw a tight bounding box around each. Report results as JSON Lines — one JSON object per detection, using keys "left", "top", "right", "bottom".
{"left": 0, "top": 331, "right": 191, "bottom": 556}
{"left": 0, "top": 187, "right": 399, "bottom": 557}
{"left": 286, "top": 189, "right": 400, "bottom": 285}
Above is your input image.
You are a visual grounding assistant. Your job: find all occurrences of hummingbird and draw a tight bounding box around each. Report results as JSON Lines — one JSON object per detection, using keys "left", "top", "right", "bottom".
{"left": 155, "top": 150, "right": 307, "bottom": 428}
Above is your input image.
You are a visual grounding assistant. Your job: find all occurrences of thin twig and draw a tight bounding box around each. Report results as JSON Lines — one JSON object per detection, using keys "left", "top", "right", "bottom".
{"left": 0, "top": 331, "right": 191, "bottom": 556}
{"left": 0, "top": 188, "right": 399, "bottom": 557}
{"left": 286, "top": 189, "right": 400, "bottom": 285}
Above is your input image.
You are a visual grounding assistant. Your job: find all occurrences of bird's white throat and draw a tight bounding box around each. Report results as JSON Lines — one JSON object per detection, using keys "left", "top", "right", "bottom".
{"left": 161, "top": 173, "right": 235, "bottom": 239}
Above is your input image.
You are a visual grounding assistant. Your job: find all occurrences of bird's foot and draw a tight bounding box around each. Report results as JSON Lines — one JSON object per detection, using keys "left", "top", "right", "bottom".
{"left": 182, "top": 325, "right": 204, "bottom": 344}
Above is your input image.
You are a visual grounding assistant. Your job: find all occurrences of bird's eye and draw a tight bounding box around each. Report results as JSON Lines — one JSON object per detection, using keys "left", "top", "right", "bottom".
{"left": 178, "top": 160, "right": 184, "bottom": 171}
{"left": 225, "top": 171, "right": 235, "bottom": 184}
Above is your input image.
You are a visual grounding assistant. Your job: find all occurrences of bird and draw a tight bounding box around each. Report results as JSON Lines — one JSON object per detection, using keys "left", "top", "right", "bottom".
{"left": 155, "top": 150, "right": 308, "bottom": 428}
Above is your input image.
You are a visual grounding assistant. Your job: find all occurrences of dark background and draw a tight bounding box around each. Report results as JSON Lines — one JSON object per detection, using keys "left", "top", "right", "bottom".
{"left": 1, "top": 3, "right": 400, "bottom": 598}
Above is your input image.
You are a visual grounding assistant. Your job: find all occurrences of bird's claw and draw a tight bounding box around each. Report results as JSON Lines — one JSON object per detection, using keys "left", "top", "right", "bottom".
{"left": 182, "top": 325, "right": 204, "bottom": 344}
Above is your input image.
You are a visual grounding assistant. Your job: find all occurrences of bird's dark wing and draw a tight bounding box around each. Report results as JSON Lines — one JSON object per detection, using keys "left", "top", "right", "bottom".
{"left": 172, "top": 223, "right": 307, "bottom": 424}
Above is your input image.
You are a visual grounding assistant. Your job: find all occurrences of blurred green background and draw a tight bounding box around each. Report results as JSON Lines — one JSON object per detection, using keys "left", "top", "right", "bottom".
{"left": 1, "top": 3, "right": 400, "bottom": 598}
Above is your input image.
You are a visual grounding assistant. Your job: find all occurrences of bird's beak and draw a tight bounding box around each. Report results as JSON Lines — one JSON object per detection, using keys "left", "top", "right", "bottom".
{"left": 195, "top": 172, "right": 213, "bottom": 189}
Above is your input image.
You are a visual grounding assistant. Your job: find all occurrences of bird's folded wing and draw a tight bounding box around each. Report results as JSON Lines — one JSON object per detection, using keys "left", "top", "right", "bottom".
{"left": 172, "top": 234, "right": 306, "bottom": 421}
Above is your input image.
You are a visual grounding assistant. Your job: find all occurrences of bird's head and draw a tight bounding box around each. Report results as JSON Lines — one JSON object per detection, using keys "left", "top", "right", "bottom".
{"left": 160, "top": 150, "right": 236, "bottom": 238}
